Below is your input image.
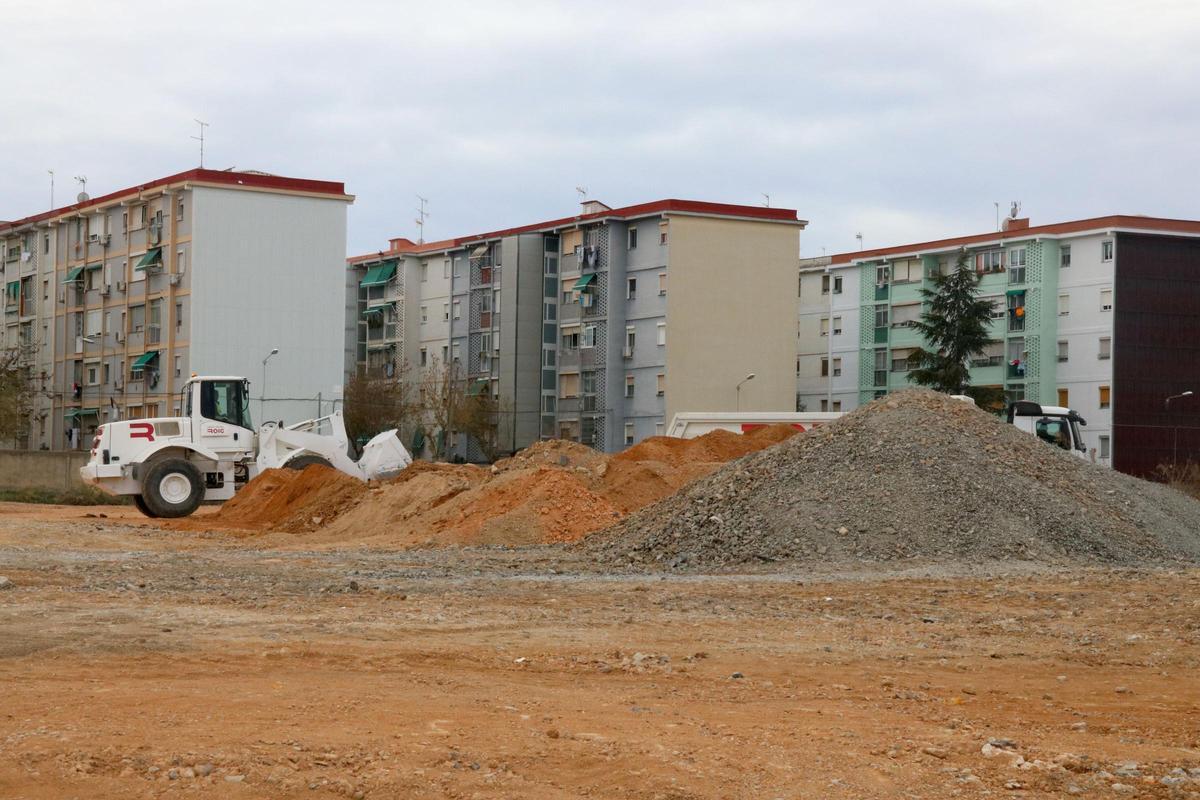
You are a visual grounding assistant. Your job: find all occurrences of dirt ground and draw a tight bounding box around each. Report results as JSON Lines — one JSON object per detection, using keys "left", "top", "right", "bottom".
{"left": 1, "top": 503, "right": 1198, "bottom": 799}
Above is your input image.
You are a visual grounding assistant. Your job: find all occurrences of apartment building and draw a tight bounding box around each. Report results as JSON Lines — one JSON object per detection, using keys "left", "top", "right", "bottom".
{"left": 796, "top": 256, "right": 861, "bottom": 413}
{"left": 1, "top": 168, "right": 353, "bottom": 449}
{"left": 347, "top": 199, "right": 806, "bottom": 458}
{"left": 822, "top": 214, "right": 1200, "bottom": 476}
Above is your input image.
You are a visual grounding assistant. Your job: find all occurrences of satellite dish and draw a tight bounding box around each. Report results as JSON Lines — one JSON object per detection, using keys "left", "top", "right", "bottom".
{"left": 76, "top": 192, "right": 89, "bottom": 203}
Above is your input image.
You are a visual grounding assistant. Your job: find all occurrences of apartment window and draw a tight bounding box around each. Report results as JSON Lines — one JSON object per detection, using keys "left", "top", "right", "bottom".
{"left": 139, "top": 205, "right": 147, "bottom": 226}
{"left": 43, "top": 234, "right": 50, "bottom": 253}
{"left": 175, "top": 302, "right": 183, "bottom": 331}
{"left": 1057, "top": 388, "right": 1069, "bottom": 407}
{"left": 657, "top": 272, "right": 667, "bottom": 296}
{"left": 1058, "top": 294, "right": 1070, "bottom": 316}
{"left": 86, "top": 362, "right": 100, "bottom": 386}
{"left": 441, "top": 345, "right": 448, "bottom": 363}
{"left": 449, "top": 300, "right": 459, "bottom": 320}
{"left": 625, "top": 375, "right": 635, "bottom": 398}
{"left": 122, "top": 212, "right": 128, "bottom": 232}
{"left": 820, "top": 399, "right": 829, "bottom": 412}
{"left": 419, "top": 347, "right": 427, "bottom": 367}
{"left": 821, "top": 274, "right": 831, "bottom": 294}
{"left": 1057, "top": 340, "right": 1069, "bottom": 362}
{"left": 1099, "top": 337, "right": 1111, "bottom": 360}
{"left": 1060, "top": 245, "right": 1071, "bottom": 268}
{"left": 821, "top": 357, "right": 829, "bottom": 377}
{"left": 655, "top": 422, "right": 665, "bottom": 436}
{"left": 451, "top": 341, "right": 461, "bottom": 363}
{"left": 562, "top": 328, "right": 580, "bottom": 350}
{"left": 129, "top": 304, "right": 145, "bottom": 333}
{"left": 420, "top": 306, "right": 428, "bottom": 324}
{"left": 820, "top": 317, "right": 830, "bottom": 337}
{"left": 443, "top": 259, "right": 450, "bottom": 279}
{"left": 543, "top": 349, "right": 555, "bottom": 367}
{"left": 1099, "top": 385, "right": 1111, "bottom": 409}
{"left": 874, "top": 306, "right": 889, "bottom": 328}
{"left": 103, "top": 362, "right": 111, "bottom": 384}
{"left": 875, "top": 265, "right": 890, "bottom": 286}
{"left": 561, "top": 278, "right": 576, "bottom": 305}
{"left": 582, "top": 324, "right": 596, "bottom": 349}
{"left": 892, "top": 258, "right": 921, "bottom": 284}
{"left": 628, "top": 227, "right": 638, "bottom": 249}
{"left": 832, "top": 357, "right": 842, "bottom": 377}
{"left": 625, "top": 326, "right": 635, "bottom": 356}
{"left": 560, "top": 373, "right": 580, "bottom": 399}
{"left": 832, "top": 316, "right": 843, "bottom": 335}
{"left": 1008, "top": 252, "right": 1026, "bottom": 284}
{"left": 177, "top": 249, "right": 186, "bottom": 274}
{"left": 1100, "top": 288, "right": 1113, "bottom": 312}
{"left": 625, "top": 422, "right": 635, "bottom": 446}
{"left": 627, "top": 277, "right": 636, "bottom": 299}
{"left": 656, "top": 373, "right": 665, "bottom": 397}
{"left": 976, "top": 250, "right": 1004, "bottom": 273}
{"left": 1101, "top": 240, "right": 1114, "bottom": 262}
{"left": 420, "top": 264, "right": 428, "bottom": 282}
{"left": 85, "top": 309, "right": 102, "bottom": 337}
{"left": 833, "top": 275, "right": 843, "bottom": 294}
{"left": 1099, "top": 435, "right": 1110, "bottom": 459}
{"left": 544, "top": 302, "right": 556, "bottom": 321}
{"left": 177, "top": 197, "right": 185, "bottom": 221}
{"left": 659, "top": 221, "right": 668, "bottom": 245}
{"left": 892, "top": 303, "right": 921, "bottom": 328}
{"left": 173, "top": 355, "right": 182, "bottom": 378}
{"left": 891, "top": 347, "right": 918, "bottom": 373}
{"left": 656, "top": 322, "right": 666, "bottom": 346}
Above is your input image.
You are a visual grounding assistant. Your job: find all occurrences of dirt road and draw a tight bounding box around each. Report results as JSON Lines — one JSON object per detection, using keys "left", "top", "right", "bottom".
{"left": 0, "top": 504, "right": 1197, "bottom": 798}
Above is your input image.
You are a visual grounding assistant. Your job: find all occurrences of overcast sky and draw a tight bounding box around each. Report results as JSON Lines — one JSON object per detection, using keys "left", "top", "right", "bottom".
{"left": 2, "top": 0, "right": 1198, "bottom": 257}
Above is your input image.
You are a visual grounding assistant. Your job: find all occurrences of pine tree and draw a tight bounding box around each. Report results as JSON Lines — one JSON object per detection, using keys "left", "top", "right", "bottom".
{"left": 907, "top": 252, "right": 996, "bottom": 394}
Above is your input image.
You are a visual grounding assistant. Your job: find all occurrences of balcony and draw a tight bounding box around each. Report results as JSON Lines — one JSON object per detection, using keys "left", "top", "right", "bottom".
{"left": 873, "top": 326, "right": 888, "bottom": 344}
{"left": 874, "top": 284, "right": 889, "bottom": 301}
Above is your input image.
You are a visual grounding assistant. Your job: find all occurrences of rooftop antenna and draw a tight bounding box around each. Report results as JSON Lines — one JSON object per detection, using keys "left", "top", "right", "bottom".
{"left": 575, "top": 185, "right": 588, "bottom": 202}
{"left": 48, "top": 170, "right": 54, "bottom": 209}
{"left": 73, "top": 175, "right": 88, "bottom": 203}
{"left": 415, "top": 195, "right": 430, "bottom": 245}
{"left": 855, "top": 232, "right": 864, "bottom": 251}
{"left": 994, "top": 201, "right": 1000, "bottom": 231}
{"left": 192, "top": 119, "right": 209, "bottom": 168}
{"left": 762, "top": 193, "right": 771, "bottom": 208}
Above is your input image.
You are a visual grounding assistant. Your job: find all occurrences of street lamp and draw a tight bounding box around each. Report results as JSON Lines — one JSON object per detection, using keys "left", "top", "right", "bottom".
{"left": 1166, "top": 390, "right": 1193, "bottom": 466}
{"left": 261, "top": 348, "right": 279, "bottom": 422}
{"left": 735, "top": 373, "right": 756, "bottom": 413}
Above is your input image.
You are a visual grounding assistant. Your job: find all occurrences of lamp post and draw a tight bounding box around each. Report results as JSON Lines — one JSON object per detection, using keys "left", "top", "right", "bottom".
{"left": 261, "top": 348, "right": 279, "bottom": 423}
{"left": 735, "top": 373, "right": 755, "bottom": 413}
{"left": 1166, "top": 390, "right": 1193, "bottom": 467}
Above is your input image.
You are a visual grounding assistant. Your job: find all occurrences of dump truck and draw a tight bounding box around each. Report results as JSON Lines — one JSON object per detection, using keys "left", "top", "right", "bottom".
{"left": 1005, "top": 400, "right": 1089, "bottom": 459}
{"left": 80, "top": 375, "right": 411, "bottom": 518}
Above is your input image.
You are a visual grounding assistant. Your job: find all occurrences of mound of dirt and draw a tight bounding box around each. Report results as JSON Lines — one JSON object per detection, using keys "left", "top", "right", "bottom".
{"left": 615, "top": 425, "right": 800, "bottom": 467}
{"left": 589, "top": 390, "right": 1200, "bottom": 570}
{"left": 214, "top": 466, "right": 367, "bottom": 532}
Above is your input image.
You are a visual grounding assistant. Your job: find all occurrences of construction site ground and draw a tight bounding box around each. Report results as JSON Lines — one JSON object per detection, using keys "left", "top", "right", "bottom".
{"left": 1, "top": 503, "right": 1198, "bottom": 799}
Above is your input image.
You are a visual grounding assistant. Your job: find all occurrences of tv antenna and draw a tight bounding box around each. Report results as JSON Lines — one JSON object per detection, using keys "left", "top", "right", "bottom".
{"left": 762, "top": 193, "right": 771, "bottom": 208}
{"left": 855, "top": 232, "right": 864, "bottom": 251}
{"left": 74, "top": 175, "right": 88, "bottom": 203}
{"left": 192, "top": 119, "right": 209, "bottom": 168}
{"left": 575, "top": 186, "right": 588, "bottom": 202}
{"left": 48, "top": 170, "right": 54, "bottom": 209}
{"left": 415, "top": 195, "right": 430, "bottom": 244}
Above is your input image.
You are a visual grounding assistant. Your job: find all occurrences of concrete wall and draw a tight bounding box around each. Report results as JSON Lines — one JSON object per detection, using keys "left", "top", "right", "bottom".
{"left": 665, "top": 215, "right": 801, "bottom": 421}
{"left": 0, "top": 450, "right": 89, "bottom": 490}
{"left": 190, "top": 186, "right": 350, "bottom": 427}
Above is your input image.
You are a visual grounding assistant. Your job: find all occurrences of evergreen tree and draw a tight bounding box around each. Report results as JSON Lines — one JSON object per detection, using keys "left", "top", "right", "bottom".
{"left": 907, "top": 252, "right": 996, "bottom": 394}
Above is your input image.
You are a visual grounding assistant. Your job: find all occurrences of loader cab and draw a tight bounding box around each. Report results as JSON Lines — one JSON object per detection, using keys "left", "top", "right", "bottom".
{"left": 183, "top": 376, "right": 255, "bottom": 453}
{"left": 1006, "top": 401, "right": 1088, "bottom": 459}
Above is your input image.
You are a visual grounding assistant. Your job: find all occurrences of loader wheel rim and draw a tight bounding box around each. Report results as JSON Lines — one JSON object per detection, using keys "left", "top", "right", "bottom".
{"left": 159, "top": 472, "right": 193, "bottom": 505}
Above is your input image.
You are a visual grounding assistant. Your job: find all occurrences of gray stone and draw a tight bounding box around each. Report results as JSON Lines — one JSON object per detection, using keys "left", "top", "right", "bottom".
{"left": 0, "top": 577, "right": 12, "bottom": 590}
{"left": 195, "top": 763, "right": 214, "bottom": 777}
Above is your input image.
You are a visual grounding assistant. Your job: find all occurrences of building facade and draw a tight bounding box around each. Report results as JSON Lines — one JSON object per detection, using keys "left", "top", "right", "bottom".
{"left": 347, "top": 199, "right": 806, "bottom": 458}
{"left": 820, "top": 214, "right": 1200, "bottom": 475}
{"left": 796, "top": 256, "right": 861, "bottom": 413}
{"left": 1, "top": 169, "right": 353, "bottom": 450}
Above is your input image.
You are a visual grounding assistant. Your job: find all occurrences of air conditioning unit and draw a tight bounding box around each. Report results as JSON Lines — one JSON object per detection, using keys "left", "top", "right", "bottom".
{"left": 87, "top": 233, "right": 100, "bottom": 244}
{"left": 100, "top": 234, "right": 111, "bottom": 246}
{"left": 147, "top": 224, "right": 161, "bottom": 245}
{"left": 622, "top": 346, "right": 633, "bottom": 359}
{"left": 100, "top": 285, "right": 111, "bottom": 297}
{"left": 20, "top": 251, "right": 31, "bottom": 262}
{"left": 168, "top": 274, "right": 181, "bottom": 286}
{"left": 116, "top": 280, "right": 126, "bottom": 291}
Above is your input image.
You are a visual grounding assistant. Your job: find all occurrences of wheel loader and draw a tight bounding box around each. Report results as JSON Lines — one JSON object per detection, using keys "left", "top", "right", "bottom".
{"left": 80, "top": 375, "right": 411, "bottom": 518}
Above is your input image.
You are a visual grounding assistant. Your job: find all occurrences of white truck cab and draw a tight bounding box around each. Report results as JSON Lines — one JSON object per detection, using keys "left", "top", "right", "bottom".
{"left": 1005, "top": 400, "right": 1088, "bottom": 459}
{"left": 81, "top": 374, "right": 410, "bottom": 518}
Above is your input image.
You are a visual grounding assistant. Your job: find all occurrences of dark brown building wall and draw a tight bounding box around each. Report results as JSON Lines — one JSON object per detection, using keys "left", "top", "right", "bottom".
{"left": 1113, "top": 232, "right": 1200, "bottom": 477}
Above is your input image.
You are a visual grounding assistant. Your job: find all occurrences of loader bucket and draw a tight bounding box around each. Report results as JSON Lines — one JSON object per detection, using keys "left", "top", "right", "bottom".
{"left": 358, "top": 429, "right": 412, "bottom": 480}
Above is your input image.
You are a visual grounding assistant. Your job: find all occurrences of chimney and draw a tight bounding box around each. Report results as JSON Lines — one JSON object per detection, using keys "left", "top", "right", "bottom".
{"left": 580, "top": 200, "right": 612, "bottom": 215}
{"left": 1001, "top": 217, "right": 1030, "bottom": 232}
{"left": 388, "top": 237, "right": 416, "bottom": 251}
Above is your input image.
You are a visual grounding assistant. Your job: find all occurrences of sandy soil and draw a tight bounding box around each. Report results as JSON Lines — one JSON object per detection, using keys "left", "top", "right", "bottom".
{"left": 0, "top": 505, "right": 1198, "bottom": 799}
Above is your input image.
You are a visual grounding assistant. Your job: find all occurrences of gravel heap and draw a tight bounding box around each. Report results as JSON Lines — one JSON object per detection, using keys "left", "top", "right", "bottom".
{"left": 588, "top": 390, "right": 1200, "bottom": 570}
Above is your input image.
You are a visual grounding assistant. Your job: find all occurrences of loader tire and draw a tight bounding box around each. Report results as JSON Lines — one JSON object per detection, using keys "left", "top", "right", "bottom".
{"left": 285, "top": 454, "right": 334, "bottom": 471}
{"left": 133, "top": 494, "right": 159, "bottom": 518}
{"left": 141, "top": 458, "right": 204, "bottom": 519}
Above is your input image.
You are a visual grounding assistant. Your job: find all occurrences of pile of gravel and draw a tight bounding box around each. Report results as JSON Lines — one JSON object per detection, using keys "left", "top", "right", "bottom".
{"left": 588, "top": 390, "right": 1200, "bottom": 570}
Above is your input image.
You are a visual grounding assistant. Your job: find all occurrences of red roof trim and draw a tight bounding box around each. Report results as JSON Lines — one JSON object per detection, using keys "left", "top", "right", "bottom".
{"left": 828, "top": 215, "right": 1200, "bottom": 265}
{"left": 348, "top": 198, "right": 803, "bottom": 263}
{"left": 1, "top": 168, "right": 349, "bottom": 233}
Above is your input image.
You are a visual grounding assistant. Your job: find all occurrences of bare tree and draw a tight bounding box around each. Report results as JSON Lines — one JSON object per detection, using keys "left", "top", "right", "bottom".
{"left": 342, "top": 360, "right": 420, "bottom": 449}
{"left": 419, "top": 357, "right": 465, "bottom": 461}
{"left": 0, "top": 344, "right": 36, "bottom": 447}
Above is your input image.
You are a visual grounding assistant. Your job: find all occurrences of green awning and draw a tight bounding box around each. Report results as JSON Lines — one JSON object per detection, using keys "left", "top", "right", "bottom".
{"left": 131, "top": 351, "right": 159, "bottom": 370}
{"left": 63, "top": 408, "right": 99, "bottom": 420}
{"left": 63, "top": 267, "right": 84, "bottom": 284}
{"left": 411, "top": 429, "right": 426, "bottom": 453}
{"left": 1005, "top": 288, "right": 1026, "bottom": 296}
{"left": 84, "top": 262, "right": 103, "bottom": 271}
{"left": 134, "top": 247, "right": 162, "bottom": 271}
{"left": 360, "top": 262, "right": 397, "bottom": 287}
{"left": 466, "top": 379, "right": 489, "bottom": 397}
{"left": 573, "top": 273, "right": 597, "bottom": 290}
{"left": 361, "top": 306, "right": 385, "bottom": 318}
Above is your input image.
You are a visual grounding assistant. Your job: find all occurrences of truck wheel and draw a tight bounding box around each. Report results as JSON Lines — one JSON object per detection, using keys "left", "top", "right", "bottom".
{"left": 133, "top": 495, "right": 159, "bottom": 518}
{"left": 141, "top": 458, "right": 204, "bottom": 518}
{"left": 285, "top": 454, "right": 333, "bottom": 471}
